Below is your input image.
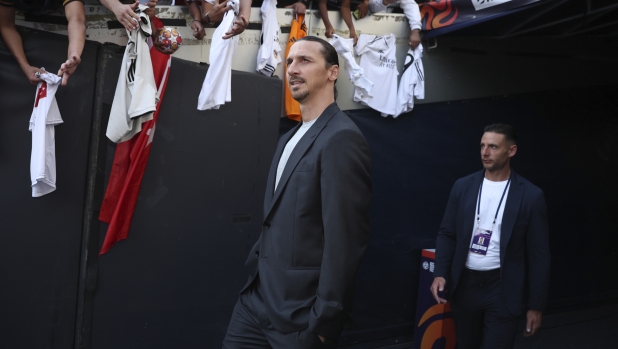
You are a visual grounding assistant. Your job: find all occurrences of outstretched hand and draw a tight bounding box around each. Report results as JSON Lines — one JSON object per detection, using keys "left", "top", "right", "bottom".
{"left": 113, "top": 1, "right": 140, "bottom": 31}
{"left": 57, "top": 54, "right": 81, "bottom": 86}
{"left": 356, "top": 0, "right": 369, "bottom": 19}
{"left": 191, "top": 20, "right": 206, "bottom": 40}
{"left": 284, "top": 2, "right": 306, "bottom": 17}
{"left": 208, "top": 0, "right": 234, "bottom": 23}
{"left": 24, "top": 66, "right": 47, "bottom": 85}
{"left": 223, "top": 14, "right": 248, "bottom": 39}
{"left": 409, "top": 30, "right": 420, "bottom": 49}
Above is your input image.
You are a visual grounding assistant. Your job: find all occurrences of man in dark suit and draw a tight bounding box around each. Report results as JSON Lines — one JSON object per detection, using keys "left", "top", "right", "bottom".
{"left": 431, "top": 124, "right": 550, "bottom": 349}
{"left": 222, "top": 36, "right": 372, "bottom": 349}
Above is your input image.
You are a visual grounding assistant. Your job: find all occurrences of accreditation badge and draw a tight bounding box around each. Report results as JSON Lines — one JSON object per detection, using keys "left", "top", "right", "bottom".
{"left": 470, "top": 228, "right": 492, "bottom": 255}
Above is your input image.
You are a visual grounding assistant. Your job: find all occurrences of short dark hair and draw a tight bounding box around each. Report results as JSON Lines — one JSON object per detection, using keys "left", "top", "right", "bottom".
{"left": 484, "top": 123, "right": 517, "bottom": 145}
{"left": 296, "top": 36, "right": 339, "bottom": 100}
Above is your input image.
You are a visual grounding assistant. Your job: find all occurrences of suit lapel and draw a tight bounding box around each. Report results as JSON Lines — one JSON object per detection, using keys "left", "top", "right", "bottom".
{"left": 462, "top": 170, "right": 485, "bottom": 243}
{"left": 263, "top": 103, "right": 340, "bottom": 223}
{"left": 500, "top": 170, "right": 524, "bottom": 264}
{"left": 263, "top": 122, "right": 301, "bottom": 217}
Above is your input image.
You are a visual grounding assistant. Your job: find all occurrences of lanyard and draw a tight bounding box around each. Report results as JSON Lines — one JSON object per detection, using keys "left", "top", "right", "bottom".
{"left": 476, "top": 173, "right": 512, "bottom": 231}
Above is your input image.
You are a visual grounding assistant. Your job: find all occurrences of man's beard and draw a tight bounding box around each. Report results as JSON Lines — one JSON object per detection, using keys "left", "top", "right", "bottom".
{"left": 291, "top": 88, "right": 309, "bottom": 102}
{"left": 484, "top": 159, "right": 507, "bottom": 172}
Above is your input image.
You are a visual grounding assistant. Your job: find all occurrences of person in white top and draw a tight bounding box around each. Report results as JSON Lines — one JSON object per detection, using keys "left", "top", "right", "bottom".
{"left": 29, "top": 71, "right": 63, "bottom": 197}
{"left": 354, "top": 34, "right": 398, "bottom": 116}
{"left": 432, "top": 124, "right": 550, "bottom": 348}
{"left": 106, "top": 4, "right": 158, "bottom": 143}
{"left": 357, "top": 0, "right": 422, "bottom": 49}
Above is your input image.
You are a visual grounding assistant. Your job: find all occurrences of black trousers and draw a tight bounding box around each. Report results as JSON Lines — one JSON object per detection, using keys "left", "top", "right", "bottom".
{"left": 451, "top": 268, "right": 519, "bottom": 349}
{"left": 222, "top": 278, "right": 333, "bottom": 349}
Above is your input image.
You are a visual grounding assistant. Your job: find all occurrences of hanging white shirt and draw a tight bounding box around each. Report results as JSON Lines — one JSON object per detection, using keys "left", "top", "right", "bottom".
{"left": 466, "top": 178, "right": 510, "bottom": 271}
{"left": 256, "top": 0, "right": 282, "bottom": 77}
{"left": 29, "top": 71, "right": 63, "bottom": 197}
{"left": 354, "top": 34, "right": 398, "bottom": 116}
{"left": 275, "top": 117, "right": 318, "bottom": 191}
{"left": 197, "top": 0, "right": 240, "bottom": 110}
{"left": 107, "top": 4, "right": 158, "bottom": 143}
{"left": 394, "top": 43, "right": 424, "bottom": 117}
{"left": 328, "top": 34, "right": 373, "bottom": 98}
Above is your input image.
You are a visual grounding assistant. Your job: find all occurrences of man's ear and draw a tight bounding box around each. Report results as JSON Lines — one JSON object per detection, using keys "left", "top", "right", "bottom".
{"left": 508, "top": 144, "right": 518, "bottom": 158}
{"left": 328, "top": 65, "right": 339, "bottom": 82}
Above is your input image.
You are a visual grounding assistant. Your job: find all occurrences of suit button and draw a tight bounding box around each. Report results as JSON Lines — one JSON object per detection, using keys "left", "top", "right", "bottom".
{"left": 263, "top": 223, "right": 270, "bottom": 229}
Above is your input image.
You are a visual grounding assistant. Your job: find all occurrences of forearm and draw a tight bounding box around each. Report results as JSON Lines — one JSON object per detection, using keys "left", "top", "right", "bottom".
{"left": 526, "top": 193, "right": 551, "bottom": 311}
{"left": 318, "top": 0, "right": 332, "bottom": 28}
{"left": 65, "top": 2, "right": 86, "bottom": 59}
{"left": 340, "top": 2, "right": 356, "bottom": 37}
{"left": 400, "top": 0, "right": 421, "bottom": 31}
{"left": 188, "top": 1, "right": 202, "bottom": 20}
{"left": 238, "top": 0, "right": 251, "bottom": 21}
{"left": 0, "top": 8, "right": 30, "bottom": 71}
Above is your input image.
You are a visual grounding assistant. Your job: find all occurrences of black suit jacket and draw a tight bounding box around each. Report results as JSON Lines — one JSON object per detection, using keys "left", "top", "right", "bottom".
{"left": 435, "top": 170, "right": 550, "bottom": 316}
{"left": 241, "top": 103, "right": 372, "bottom": 339}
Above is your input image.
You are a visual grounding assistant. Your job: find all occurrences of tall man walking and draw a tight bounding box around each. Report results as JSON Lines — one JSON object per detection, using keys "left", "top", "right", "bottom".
{"left": 431, "top": 124, "right": 550, "bottom": 348}
{"left": 222, "top": 36, "right": 372, "bottom": 349}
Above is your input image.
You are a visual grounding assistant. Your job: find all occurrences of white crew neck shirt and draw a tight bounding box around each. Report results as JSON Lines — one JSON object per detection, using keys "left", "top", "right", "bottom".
{"left": 466, "top": 177, "right": 510, "bottom": 270}
{"left": 274, "top": 117, "right": 318, "bottom": 191}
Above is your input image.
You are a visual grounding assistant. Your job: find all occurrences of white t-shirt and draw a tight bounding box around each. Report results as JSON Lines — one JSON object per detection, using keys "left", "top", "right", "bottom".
{"left": 394, "top": 43, "right": 424, "bottom": 117}
{"left": 354, "top": 34, "right": 398, "bottom": 116}
{"left": 107, "top": 4, "right": 157, "bottom": 143}
{"left": 29, "top": 71, "right": 63, "bottom": 197}
{"left": 466, "top": 178, "right": 510, "bottom": 270}
{"left": 328, "top": 34, "right": 373, "bottom": 98}
{"left": 256, "top": 0, "right": 282, "bottom": 77}
{"left": 197, "top": 0, "right": 239, "bottom": 110}
{"left": 274, "top": 117, "right": 318, "bottom": 191}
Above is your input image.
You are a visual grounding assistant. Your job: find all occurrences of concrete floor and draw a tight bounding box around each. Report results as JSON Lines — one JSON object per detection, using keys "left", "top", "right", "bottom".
{"left": 513, "top": 303, "right": 618, "bottom": 349}
{"left": 348, "top": 301, "right": 618, "bottom": 349}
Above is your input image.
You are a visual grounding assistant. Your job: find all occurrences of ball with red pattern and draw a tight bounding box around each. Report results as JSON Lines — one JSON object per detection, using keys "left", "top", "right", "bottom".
{"left": 157, "top": 27, "right": 182, "bottom": 52}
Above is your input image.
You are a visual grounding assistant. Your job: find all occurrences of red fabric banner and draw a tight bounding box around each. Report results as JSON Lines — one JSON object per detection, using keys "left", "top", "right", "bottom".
{"left": 99, "top": 17, "right": 171, "bottom": 255}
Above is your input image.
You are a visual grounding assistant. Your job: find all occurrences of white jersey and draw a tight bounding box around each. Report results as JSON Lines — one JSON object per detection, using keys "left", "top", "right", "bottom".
{"left": 256, "top": 0, "right": 281, "bottom": 77}
{"left": 328, "top": 34, "right": 373, "bottom": 97}
{"left": 369, "top": 0, "right": 421, "bottom": 31}
{"left": 29, "top": 71, "right": 63, "bottom": 197}
{"left": 394, "top": 43, "right": 424, "bottom": 117}
{"left": 107, "top": 4, "right": 157, "bottom": 143}
{"left": 197, "top": 0, "right": 240, "bottom": 110}
{"left": 354, "top": 34, "right": 398, "bottom": 116}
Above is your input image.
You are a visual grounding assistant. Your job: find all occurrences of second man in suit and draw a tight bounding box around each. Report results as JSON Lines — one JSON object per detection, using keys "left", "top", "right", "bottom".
{"left": 431, "top": 124, "right": 550, "bottom": 349}
{"left": 222, "top": 36, "right": 373, "bottom": 349}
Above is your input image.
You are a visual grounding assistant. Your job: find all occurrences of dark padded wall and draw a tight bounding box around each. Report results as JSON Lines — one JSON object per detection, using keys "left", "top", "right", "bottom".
{"left": 0, "top": 28, "right": 98, "bottom": 348}
{"left": 90, "top": 54, "right": 282, "bottom": 348}
{"left": 331, "top": 85, "right": 618, "bottom": 345}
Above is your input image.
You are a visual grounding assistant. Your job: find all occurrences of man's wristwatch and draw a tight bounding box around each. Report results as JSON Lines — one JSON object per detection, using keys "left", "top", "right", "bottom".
{"left": 203, "top": 12, "right": 215, "bottom": 27}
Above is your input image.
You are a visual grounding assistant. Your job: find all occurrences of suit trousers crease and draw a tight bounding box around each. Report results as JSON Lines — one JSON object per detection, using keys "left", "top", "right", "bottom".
{"left": 451, "top": 269, "right": 519, "bottom": 349}
{"left": 223, "top": 277, "right": 333, "bottom": 349}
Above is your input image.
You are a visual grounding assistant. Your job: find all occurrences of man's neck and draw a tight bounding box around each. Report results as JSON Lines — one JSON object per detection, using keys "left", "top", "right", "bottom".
{"left": 485, "top": 166, "right": 511, "bottom": 182}
{"left": 300, "top": 95, "right": 335, "bottom": 123}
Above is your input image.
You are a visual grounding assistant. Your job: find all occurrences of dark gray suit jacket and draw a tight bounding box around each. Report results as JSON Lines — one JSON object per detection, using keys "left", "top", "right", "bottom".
{"left": 435, "top": 170, "right": 550, "bottom": 316}
{"left": 241, "top": 103, "right": 372, "bottom": 339}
